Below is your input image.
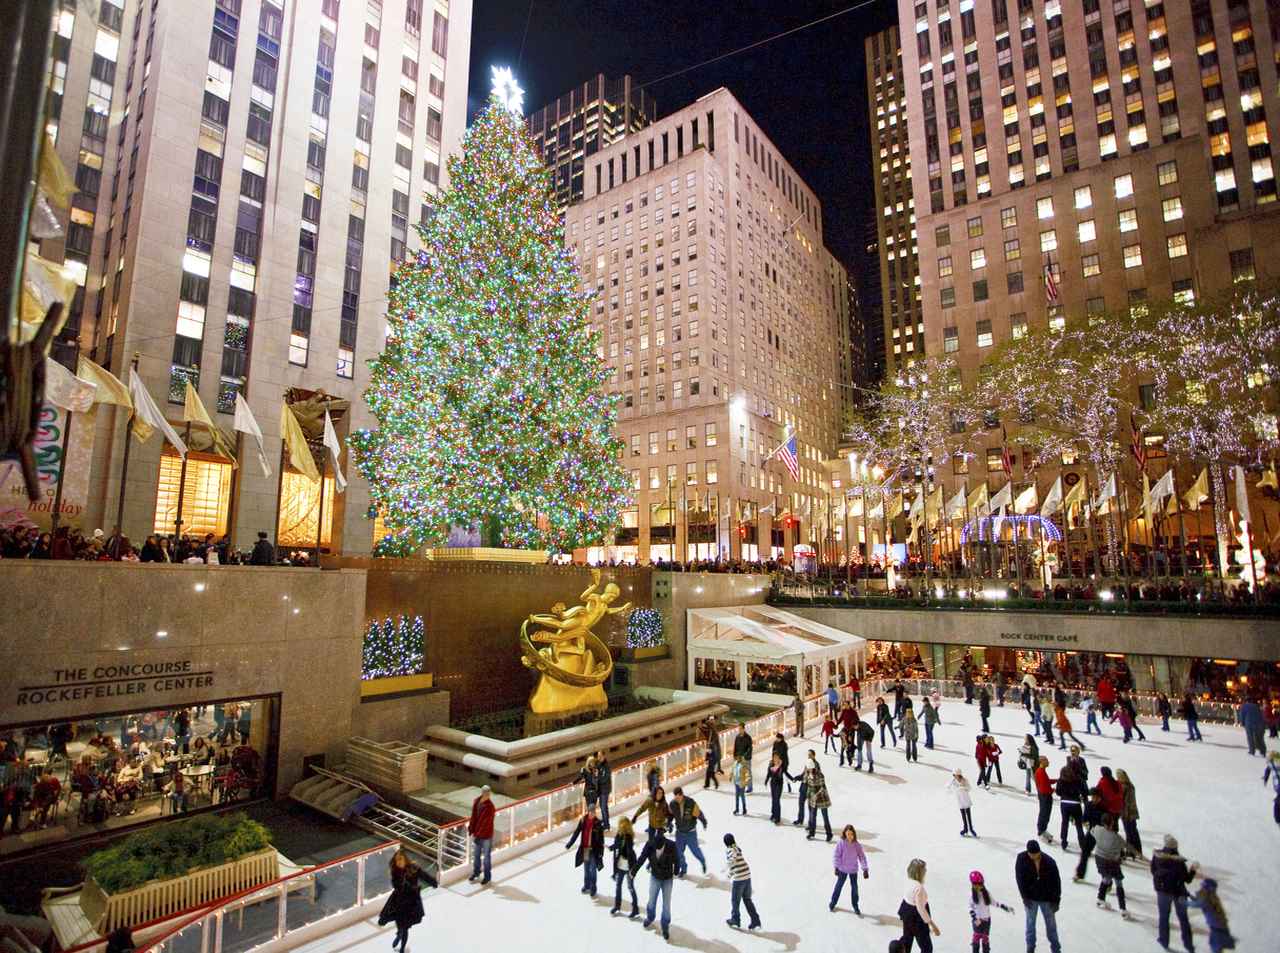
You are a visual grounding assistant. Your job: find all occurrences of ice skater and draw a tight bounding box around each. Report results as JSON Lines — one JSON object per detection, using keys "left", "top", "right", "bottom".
{"left": 856, "top": 717, "right": 876, "bottom": 773}
{"left": 565, "top": 802, "right": 605, "bottom": 897}
{"left": 772, "top": 731, "right": 792, "bottom": 792}
{"left": 608, "top": 817, "right": 639, "bottom": 917}
{"left": 877, "top": 696, "right": 898, "bottom": 748}
{"left": 766, "top": 753, "right": 787, "bottom": 825}
{"left": 1019, "top": 734, "right": 1039, "bottom": 795}
{"left": 1092, "top": 815, "right": 1130, "bottom": 919}
{"left": 949, "top": 769, "right": 977, "bottom": 837}
{"left": 898, "top": 858, "right": 942, "bottom": 953}
{"left": 722, "top": 833, "right": 762, "bottom": 929}
{"left": 379, "top": 849, "right": 433, "bottom": 953}
{"left": 667, "top": 787, "right": 708, "bottom": 877}
{"left": 1054, "top": 704, "right": 1085, "bottom": 751}
{"left": 921, "top": 697, "right": 939, "bottom": 749}
{"left": 966, "top": 870, "right": 1011, "bottom": 953}
{"left": 822, "top": 712, "right": 837, "bottom": 754}
{"left": 804, "top": 751, "right": 833, "bottom": 841}
{"left": 978, "top": 687, "right": 992, "bottom": 734}
{"left": 903, "top": 709, "right": 920, "bottom": 763}
{"left": 1083, "top": 694, "right": 1102, "bottom": 736}
{"left": 632, "top": 784, "right": 671, "bottom": 841}
{"left": 1055, "top": 760, "right": 1087, "bottom": 850}
{"left": 636, "top": 828, "right": 679, "bottom": 941}
{"left": 830, "top": 824, "right": 869, "bottom": 914}
{"left": 1264, "top": 751, "right": 1280, "bottom": 827}
{"left": 1116, "top": 769, "right": 1143, "bottom": 858}
{"left": 1189, "top": 877, "right": 1235, "bottom": 952}
{"left": 1151, "top": 834, "right": 1199, "bottom": 953}
{"left": 1181, "top": 693, "right": 1203, "bottom": 741}
{"left": 1034, "top": 756, "right": 1056, "bottom": 842}
{"left": 1157, "top": 692, "right": 1173, "bottom": 732}
{"left": 731, "top": 757, "right": 751, "bottom": 816}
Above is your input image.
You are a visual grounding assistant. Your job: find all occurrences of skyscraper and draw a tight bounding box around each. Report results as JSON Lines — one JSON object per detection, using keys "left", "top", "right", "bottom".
{"left": 526, "top": 74, "right": 656, "bottom": 208}
{"left": 563, "top": 88, "right": 844, "bottom": 562}
{"left": 37, "top": 0, "right": 471, "bottom": 553}
{"left": 866, "top": 24, "right": 923, "bottom": 378}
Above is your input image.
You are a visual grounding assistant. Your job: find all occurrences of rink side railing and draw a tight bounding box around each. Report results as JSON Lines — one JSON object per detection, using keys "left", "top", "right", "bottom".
{"left": 111, "top": 679, "right": 1243, "bottom": 953}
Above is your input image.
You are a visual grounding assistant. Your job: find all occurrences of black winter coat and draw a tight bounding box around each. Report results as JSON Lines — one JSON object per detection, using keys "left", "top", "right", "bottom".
{"left": 566, "top": 815, "right": 606, "bottom": 867}
{"left": 771, "top": 738, "right": 789, "bottom": 769}
{"left": 596, "top": 760, "right": 613, "bottom": 794}
{"left": 1150, "top": 849, "right": 1196, "bottom": 896}
{"left": 637, "top": 834, "right": 678, "bottom": 880}
{"left": 733, "top": 732, "right": 753, "bottom": 759}
{"left": 979, "top": 691, "right": 991, "bottom": 716}
{"left": 1015, "top": 851, "right": 1062, "bottom": 906}
{"left": 610, "top": 831, "right": 638, "bottom": 876}
{"left": 378, "top": 865, "right": 431, "bottom": 929}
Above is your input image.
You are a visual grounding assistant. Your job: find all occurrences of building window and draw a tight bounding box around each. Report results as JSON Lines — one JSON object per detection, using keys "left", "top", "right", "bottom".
{"left": 1001, "top": 206, "right": 1017, "bottom": 228}
{"left": 944, "top": 326, "right": 958, "bottom": 352}
{"left": 1230, "top": 247, "right": 1256, "bottom": 282}
{"left": 1118, "top": 208, "right": 1138, "bottom": 232}
{"left": 1157, "top": 160, "right": 1178, "bottom": 185}
{"left": 1010, "top": 313, "right": 1028, "bottom": 338}
{"left": 1078, "top": 219, "right": 1096, "bottom": 242}
{"left": 1074, "top": 185, "right": 1093, "bottom": 209}
{"left": 1040, "top": 229, "right": 1058, "bottom": 252}
{"left": 976, "top": 319, "right": 993, "bottom": 347}
{"left": 1114, "top": 173, "right": 1134, "bottom": 198}
{"left": 1048, "top": 305, "right": 1065, "bottom": 332}
{"left": 970, "top": 247, "right": 987, "bottom": 269}
{"left": 706, "top": 460, "right": 718, "bottom": 484}
{"left": 1004, "top": 238, "right": 1021, "bottom": 261}
{"left": 986, "top": 448, "right": 1004, "bottom": 472}
{"left": 1166, "top": 233, "right": 1188, "bottom": 258}
{"left": 935, "top": 224, "right": 951, "bottom": 246}
{"left": 1036, "top": 196, "right": 1054, "bottom": 219}
{"left": 941, "top": 286, "right": 956, "bottom": 308}
{"left": 966, "top": 216, "right": 983, "bottom": 238}
{"left": 705, "top": 422, "right": 717, "bottom": 446}
{"left": 973, "top": 278, "right": 989, "bottom": 301}
{"left": 1162, "top": 196, "right": 1182, "bottom": 221}
{"left": 1008, "top": 271, "right": 1024, "bottom": 293}
{"left": 938, "top": 255, "right": 953, "bottom": 277}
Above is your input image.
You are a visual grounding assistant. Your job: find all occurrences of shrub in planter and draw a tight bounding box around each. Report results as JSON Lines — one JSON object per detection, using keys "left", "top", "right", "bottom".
{"left": 83, "top": 813, "right": 273, "bottom": 893}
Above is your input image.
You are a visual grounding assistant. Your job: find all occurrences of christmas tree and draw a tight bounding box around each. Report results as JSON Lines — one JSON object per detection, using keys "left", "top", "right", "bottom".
{"left": 361, "top": 615, "right": 426, "bottom": 680}
{"left": 352, "top": 87, "right": 629, "bottom": 556}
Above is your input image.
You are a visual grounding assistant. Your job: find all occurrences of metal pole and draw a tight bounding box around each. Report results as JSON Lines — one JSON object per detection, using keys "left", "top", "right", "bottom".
{"left": 314, "top": 451, "right": 326, "bottom": 567}
{"left": 49, "top": 339, "right": 82, "bottom": 533}
{"left": 224, "top": 430, "right": 243, "bottom": 548}
{"left": 272, "top": 427, "right": 287, "bottom": 559}
{"left": 173, "top": 421, "right": 193, "bottom": 541}
{"left": 111, "top": 354, "right": 141, "bottom": 558}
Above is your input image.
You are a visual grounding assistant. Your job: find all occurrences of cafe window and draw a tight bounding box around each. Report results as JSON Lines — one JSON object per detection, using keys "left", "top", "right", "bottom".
{"left": 153, "top": 452, "right": 233, "bottom": 538}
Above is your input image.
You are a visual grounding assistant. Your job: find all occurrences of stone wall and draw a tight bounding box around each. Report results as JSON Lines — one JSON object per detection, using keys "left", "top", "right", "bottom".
{"left": 333, "top": 558, "right": 654, "bottom": 721}
{"left": 0, "top": 562, "right": 366, "bottom": 793}
{"left": 350, "top": 688, "right": 451, "bottom": 743}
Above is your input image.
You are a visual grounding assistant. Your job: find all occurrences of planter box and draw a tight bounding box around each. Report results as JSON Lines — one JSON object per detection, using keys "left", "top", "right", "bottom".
{"left": 80, "top": 847, "right": 279, "bottom": 934}
{"left": 417, "top": 547, "right": 548, "bottom": 564}
{"left": 360, "top": 673, "right": 434, "bottom": 698}
{"left": 630, "top": 645, "right": 670, "bottom": 661}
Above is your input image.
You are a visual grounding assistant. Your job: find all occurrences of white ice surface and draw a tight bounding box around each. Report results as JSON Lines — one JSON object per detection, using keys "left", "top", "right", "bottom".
{"left": 298, "top": 702, "right": 1273, "bottom": 953}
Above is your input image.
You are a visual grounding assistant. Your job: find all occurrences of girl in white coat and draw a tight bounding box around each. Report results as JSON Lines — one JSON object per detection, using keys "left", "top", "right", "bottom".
{"left": 948, "top": 769, "right": 976, "bottom": 837}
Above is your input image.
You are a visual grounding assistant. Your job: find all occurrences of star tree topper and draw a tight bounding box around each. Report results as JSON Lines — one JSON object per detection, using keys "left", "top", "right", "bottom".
{"left": 491, "top": 65, "right": 524, "bottom": 115}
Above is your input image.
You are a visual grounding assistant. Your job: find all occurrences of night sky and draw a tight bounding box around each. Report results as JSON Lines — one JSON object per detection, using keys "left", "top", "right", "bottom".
{"left": 465, "top": 0, "right": 896, "bottom": 282}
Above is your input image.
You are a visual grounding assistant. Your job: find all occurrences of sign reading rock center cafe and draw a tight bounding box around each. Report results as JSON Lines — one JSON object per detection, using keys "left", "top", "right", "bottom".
{"left": 15, "top": 659, "right": 213, "bottom": 707}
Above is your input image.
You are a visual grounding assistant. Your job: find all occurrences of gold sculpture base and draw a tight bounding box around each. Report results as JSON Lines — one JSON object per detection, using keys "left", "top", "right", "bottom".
{"left": 527, "top": 678, "right": 607, "bottom": 717}
{"left": 417, "top": 546, "right": 548, "bottom": 564}
{"left": 523, "top": 699, "right": 608, "bottom": 738}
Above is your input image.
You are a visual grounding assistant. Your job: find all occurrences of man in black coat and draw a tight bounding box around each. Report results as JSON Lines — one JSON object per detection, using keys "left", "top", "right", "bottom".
{"left": 565, "top": 803, "right": 605, "bottom": 897}
{"left": 732, "top": 722, "right": 753, "bottom": 760}
{"left": 249, "top": 531, "right": 275, "bottom": 565}
{"left": 1150, "top": 834, "right": 1198, "bottom": 952}
{"left": 594, "top": 751, "right": 613, "bottom": 829}
{"left": 668, "top": 787, "right": 708, "bottom": 877}
{"left": 636, "top": 828, "right": 678, "bottom": 940}
{"left": 1015, "top": 840, "right": 1062, "bottom": 953}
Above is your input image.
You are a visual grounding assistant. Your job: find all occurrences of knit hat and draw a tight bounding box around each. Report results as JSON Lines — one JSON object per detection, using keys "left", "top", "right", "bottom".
{"left": 1163, "top": 834, "right": 1179, "bottom": 851}
{"left": 969, "top": 870, "right": 985, "bottom": 885}
{"left": 1026, "top": 839, "right": 1041, "bottom": 854}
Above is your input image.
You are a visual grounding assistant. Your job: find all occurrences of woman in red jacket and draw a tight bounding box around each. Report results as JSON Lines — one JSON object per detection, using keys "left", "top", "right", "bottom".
{"left": 1095, "top": 766, "right": 1124, "bottom": 819}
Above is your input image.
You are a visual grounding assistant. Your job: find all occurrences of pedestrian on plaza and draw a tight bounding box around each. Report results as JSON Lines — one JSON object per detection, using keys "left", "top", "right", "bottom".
{"left": 379, "top": 849, "right": 433, "bottom": 953}
{"left": 1092, "top": 815, "right": 1130, "bottom": 918}
{"left": 579, "top": 756, "right": 600, "bottom": 811}
{"left": 897, "top": 858, "right": 942, "bottom": 953}
{"left": 995, "top": 671, "right": 1008, "bottom": 708}
{"left": 608, "top": 816, "right": 640, "bottom": 917}
{"left": 1082, "top": 694, "right": 1102, "bottom": 736}
{"left": 967, "top": 870, "right": 1012, "bottom": 953}
{"left": 1034, "top": 756, "right": 1056, "bottom": 842}
{"left": 1238, "top": 696, "right": 1266, "bottom": 756}
{"left": 921, "top": 697, "right": 939, "bottom": 748}
{"left": 949, "top": 769, "right": 977, "bottom": 837}
{"left": 1096, "top": 766, "right": 1124, "bottom": 821}
{"left": 975, "top": 735, "right": 990, "bottom": 788}
{"left": 466, "top": 786, "right": 495, "bottom": 885}
{"left": 1120, "top": 692, "right": 1147, "bottom": 741}
{"left": 722, "top": 833, "right": 762, "bottom": 929}
{"left": 765, "top": 754, "right": 787, "bottom": 825}
{"left": 902, "top": 709, "right": 920, "bottom": 763}
{"left": 1181, "top": 693, "right": 1203, "bottom": 741}
{"left": 1116, "top": 769, "right": 1142, "bottom": 858}
{"left": 636, "top": 827, "right": 679, "bottom": 940}
{"left": 979, "top": 687, "right": 992, "bottom": 735}
{"left": 830, "top": 824, "right": 869, "bottom": 914}
{"left": 1018, "top": 734, "right": 1040, "bottom": 795}
{"left": 731, "top": 757, "right": 751, "bottom": 816}
{"left": 1039, "top": 694, "right": 1056, "bottom": 746}
{"left": 703, "top": 726, "right": 722, "bottom": 791}
{"left": 804, "top": 751, "right": 833, "bottom": 841}
{"left": 1015, "top": 840, "right": 1062, "bottom": 953}
{"left": 1055, "top": 760, "right": 1087, "bottom": 850}
{"left": 827, "top": 682, "right": 840, "bottom": 719}
{"left": 595, "top": 750, "right": 613, "bottom": 828}
{"left": 1054, "top": 704, "right": 1085, "bottom": 751}
{"left": 632, "top": 784, "right": 672, "bottom": 841}
{"left": 794, "top": 694, "right": 806, "bottom": 738}
{"left": 668, "top": 787, "right": 708, "bottom": 877}
{"left": 565, "top": 802, "right": 605, "bottom": 897}
{"left": 772, "top": 731, "right": 792, "bottom": 793}
{"left": 1151, "top": 834, "right": 1199, "bottom": 953}
{"left": 646, "top": 760, "right": 662, "bottom": 796}
{"left": 856, "top": 717, "right": 876, "bottom": 773}
{"left": 733, "top": 722, "right": 753, "bottom": 761}
{"left": 822, "top": 712, "right": 837, "bottom": 754}
{"left": 249, "top": 531, "right": 275, "bottom": 565}
{"left": 1157, "top": 692, "right": 1173, "bottom": 732}
{"left": 877, "top": 696, "right": 898, "bottom": 748}
{"left": 1264, "top": 751, "right": 1280, "bottom": 828}
{"left": 1188, "top": 878, "right": 1235, "bottom": 953}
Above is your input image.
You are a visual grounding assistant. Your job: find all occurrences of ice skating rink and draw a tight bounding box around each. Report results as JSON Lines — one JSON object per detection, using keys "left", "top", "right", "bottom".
{"left": 299, "top": 702, "right": 1272, "bottom": 953}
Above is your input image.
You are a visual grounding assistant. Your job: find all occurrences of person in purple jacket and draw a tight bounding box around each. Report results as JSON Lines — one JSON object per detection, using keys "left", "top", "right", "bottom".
{"left": 830, "top": 824, "right": 871, "bottom": 915}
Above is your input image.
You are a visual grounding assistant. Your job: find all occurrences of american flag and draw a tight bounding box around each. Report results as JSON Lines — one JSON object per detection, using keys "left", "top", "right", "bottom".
{"left": 778, "top": 434, "right": 800, "bottom": 481}
{"left": 1000, "top": 425, "right": 1014, "bottom": 476}
{"left": 1043, "top": 256, "right": 1059, "bottom": 303}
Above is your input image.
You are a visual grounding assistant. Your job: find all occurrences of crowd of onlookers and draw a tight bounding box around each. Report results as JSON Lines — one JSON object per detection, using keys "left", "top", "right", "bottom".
{"left": 0, "top": 523, "right": 314, "bottom": 567}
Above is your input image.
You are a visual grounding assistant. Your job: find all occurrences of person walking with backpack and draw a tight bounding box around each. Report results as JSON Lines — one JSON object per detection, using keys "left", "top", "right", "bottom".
{"left": 608, "top": 817, "right": 640, "bottom": 918}
{"left": 722, "top": 833, "right": 762, "bottom": 930}
{"left": 830, "top": 824, "right": 869, "bottom": 915}
{"left": 804, "top": 752, "right": 833, "bottom": 841}
{"left": 1014, "top": 840, "right": 1062, "bottom": 953}
{"left": 565, "top": 802, "right": 605, "bottom": 897}
{"left": 636, "top": 828, "right": 679, "bottom": 941}
{"left": 1151, "top": 834, "right": 1199, "bottom": 953}
{"left": 668, "top": 787, "right": 708, "bottom": 877}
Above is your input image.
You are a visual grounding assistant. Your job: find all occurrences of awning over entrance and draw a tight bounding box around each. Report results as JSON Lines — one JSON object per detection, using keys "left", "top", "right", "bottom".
{"left": 687, "top": 605, "right": 868, "bottom": 705}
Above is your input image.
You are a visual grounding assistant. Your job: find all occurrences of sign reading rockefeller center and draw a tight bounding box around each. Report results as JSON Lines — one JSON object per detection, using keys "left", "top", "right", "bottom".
{"left": 14, "top": 659, "right": 214, "bottom": 707}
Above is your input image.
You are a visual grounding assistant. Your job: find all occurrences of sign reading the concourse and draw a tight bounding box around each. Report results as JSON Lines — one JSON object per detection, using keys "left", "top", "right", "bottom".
{"left": 14, "top": 659, "right": 214, "bottom": 707}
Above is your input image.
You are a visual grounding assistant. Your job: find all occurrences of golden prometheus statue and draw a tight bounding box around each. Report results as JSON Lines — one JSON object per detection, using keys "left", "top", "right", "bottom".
{"left": 520, "top": 568, "right": 631, "bottom": 716}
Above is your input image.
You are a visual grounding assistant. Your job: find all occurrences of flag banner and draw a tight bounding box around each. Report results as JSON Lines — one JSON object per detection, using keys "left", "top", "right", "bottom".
{"left": 1014, "top": 482, "right": 1038, "bottom": 515}
{"left": 925, "top": 485, "right": 944, "bottom": 524}
{"left": 1182, "top": 468, "right": 1208, "bottom": 510}
{"left": 989, "top": 481, "right": 1013, "bottom": 512}
{"left": 868, "top": 500, "right": 884, "bottom": 519}
{"left": 945, "top": 486, "right": 967, "bottom": 519}
{"left": 1063, "top": 478, "right": 1085, "bottom": 511}
{"left": 1043, "top": 256, "right": 1059, "bottom": 302}
{"left": 44, "top": 358, "right": 96, "bottom": 413}
{"left": 1040, "top": 476, "right": 1064, "bottom": 518}
{"left": 77, "top": 356, "right": 131, "bottom": 408}
{"left": 1258, "top": 463, "right": 1278, "bottom": 491}
{"left": 1150, "top": 469, "right": 1175, "bottom": 504}
{"left": 886, "top": 492, "right": 904, "bottom": 520}
{"left": 233, "top": 393, "right": 272, "bottom": 478}
{"left": 323, "top": 410, "right": 348, "bottom": 493}
{"left": 967, "top": 483, "right": 990, "bottom": 517}
{"left": 1142, "top": 473, "right": 1154, "bottom": 530}
{"left": 183, "top": 382, "right": 237, "bottom": 464}
{"left": 128, "top": 369, "right": 187, "bottom": 456}
{"left": 778, "top": 433, "right": 800, "bottom": 481}
{"left": 1234, "top": 465, "right": 1251, "bottom": 525}
{"left": 280, "top": 402, "right": 320, "bottom": 483}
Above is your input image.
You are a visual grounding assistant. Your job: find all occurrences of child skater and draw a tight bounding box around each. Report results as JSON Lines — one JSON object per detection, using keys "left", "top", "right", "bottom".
{"left": 968, "top": 870, "right": 1012, "bottom": 953}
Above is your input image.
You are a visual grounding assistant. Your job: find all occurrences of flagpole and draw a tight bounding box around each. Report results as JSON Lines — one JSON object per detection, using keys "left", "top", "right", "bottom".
{"left": 1012, "top": 489, "right": 1024, "bottom": 593}
{"left": 111, "top": 354, "right": 141, "bottom": 559}
{"left": 273, "top": 422, "right": 287, "bottom": 560}
{"left": 225, "top": 430, "right": 243, "bottom": 550}
{"left": 962, "top": 478, "right": 974, "bottom": 597}
{"left": 173, "top": 420, "right": 193, "bottom": 541}
{"left": 1116, "top": 479, "right": 1134, "bottom": 597}
{"left": 1084, "top": 470, "right": 1100, "bottom": 579}
{"left": 314, "top": 451, "right": 326, "bottom": 568}
{"left": 1176, "top": 491, "right": 1189, "bottom": 582}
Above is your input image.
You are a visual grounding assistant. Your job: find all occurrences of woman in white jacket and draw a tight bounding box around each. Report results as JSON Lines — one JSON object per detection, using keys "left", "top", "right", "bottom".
{"left": 897, "top": 858, "right": 942, "bottom": 952}
{"left": 948, "top": 769, "right": 976, "bottom": 837}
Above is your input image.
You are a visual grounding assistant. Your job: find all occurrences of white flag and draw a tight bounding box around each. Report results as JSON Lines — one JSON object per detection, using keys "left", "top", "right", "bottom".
{"left": 233, "top": 393, "right": 271, "bottom": 478}
{"left": 322, "top": 411, "right": 348, "bottom": 493}
{"left": 44, "top": 358, "right": 96, "bottom": 412}
{"left": 1234, "top": 465, "right": 1251, "bottom": 525}
{"left": 945, "top": 486, "right": 967, "bottom": 519}
{"left": 1040, "top": 476, "right": 1064, "bottom": 518}
{"left": 1149, "top": 469, "right": 1175, "bottom": 504}
{"left": 989, "top": 481, "right": 1013, "bottom": 512}
{"left": 129, "top": 368, "right": 187, "bottom": 457}
{"left": 1096, "top": 473, "right": 1117, "bottom": 505}
{"left": 1014, "top": 483, "right": 1039, "bottom": 515}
